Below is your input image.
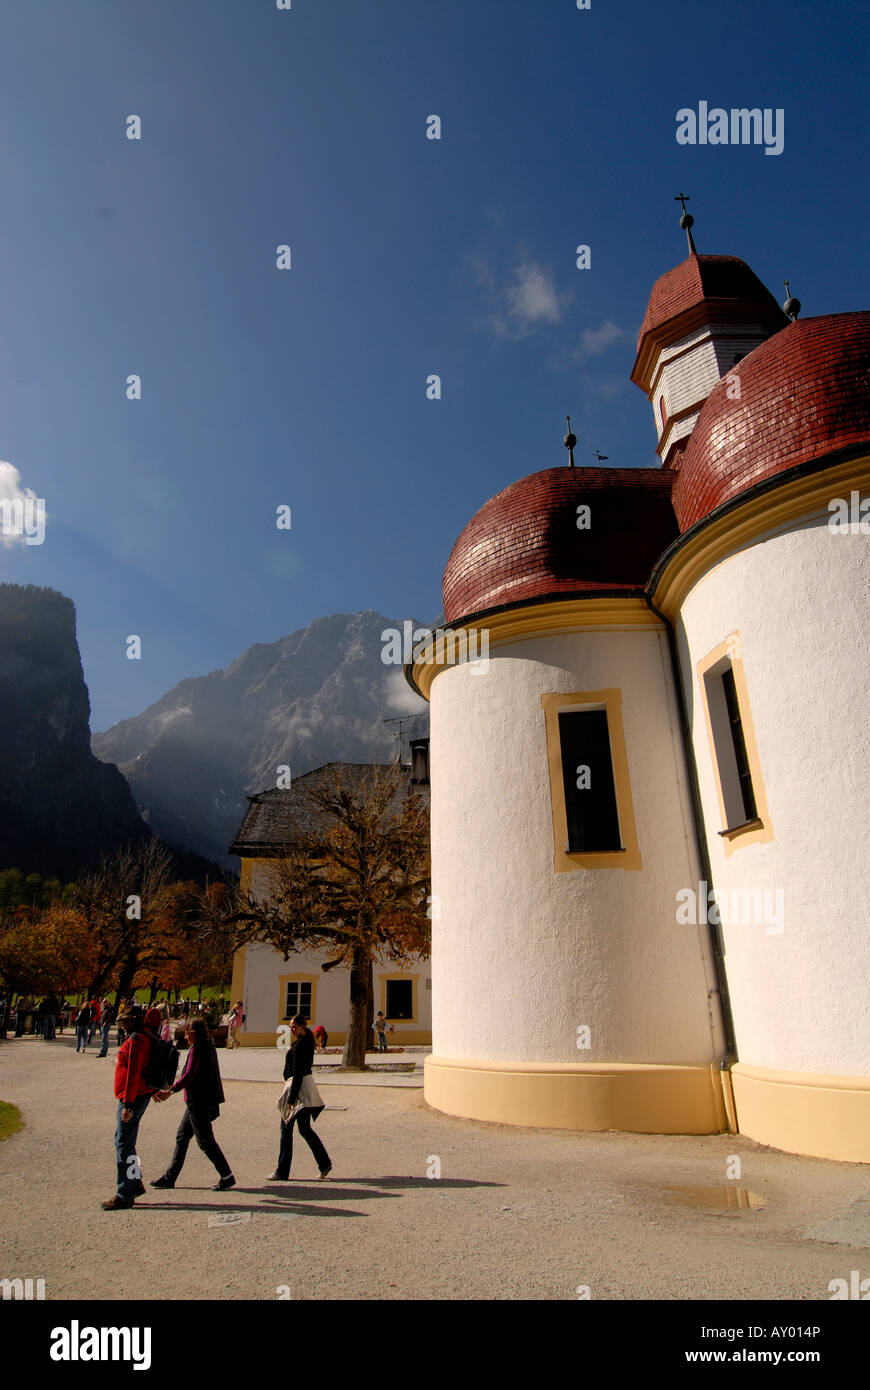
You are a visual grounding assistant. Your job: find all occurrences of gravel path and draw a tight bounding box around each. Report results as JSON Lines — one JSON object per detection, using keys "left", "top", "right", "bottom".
{"left": 1, "top": 1035, "right": 867, "bottom": 1301}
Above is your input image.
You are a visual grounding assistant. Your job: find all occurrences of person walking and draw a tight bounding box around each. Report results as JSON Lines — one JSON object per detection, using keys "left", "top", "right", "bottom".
{"left": 150, "top": 1017, "right": 234, "bottom": 1191}
{"left": 373, "top": 1011, "right": 388, "bottom": 1053}
{"left": 87, "top": 997, "right": 102, "bottom": 1045}
{"left": 226, "top": 1000, "right": 244, "bottom": 1048}
{"left": 75, "top": 1002, "right": 92, "bottom": 1053}
{"left": 101, "top": 1005, "right": 159, "bottom": 1210}
{"left": 41, "top": 993, "right": 59, "bottom": 1041}
{"left": 269, "top": 1015, "right": 331, "bottom": 1181}
{"left": 96, "top": 999, "right": 115, "bottom": 1057}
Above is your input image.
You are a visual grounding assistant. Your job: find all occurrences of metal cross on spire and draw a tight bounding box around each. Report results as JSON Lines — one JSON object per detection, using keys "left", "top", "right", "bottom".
{"left": 563, "top": 415, "right": 577, "bottom": 468}
{"left": 674, "top": 193, "right": 697, "bottom": 254}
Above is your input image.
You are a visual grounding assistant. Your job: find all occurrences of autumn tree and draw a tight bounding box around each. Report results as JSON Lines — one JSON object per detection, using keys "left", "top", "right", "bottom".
{"left": 231, "top": 764, "right": 430, "bottom": 1069}
{"left": 73, "top": 839, "right": 180, "bottom": 999}
{"left": 0, "top": 902, "right": 96, "bottom": 996}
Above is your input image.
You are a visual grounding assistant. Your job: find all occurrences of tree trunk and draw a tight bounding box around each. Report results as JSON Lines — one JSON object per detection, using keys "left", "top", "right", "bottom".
{"left": 116, "top": 959, "right": 137, "bottom": 1004}
{"left": 366, "top": 957, "right": 375, "bottom": 1051}
{"left": 148, "top": 977, "right": 158, "bottom": 1005}
{"left": 341, "top": 944, "right": 371, "bottom": 1070}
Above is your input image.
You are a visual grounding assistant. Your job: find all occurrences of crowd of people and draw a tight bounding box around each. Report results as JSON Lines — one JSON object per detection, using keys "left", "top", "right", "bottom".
{"left": 0, "top": 992, "right": 234, "bottom": 1044}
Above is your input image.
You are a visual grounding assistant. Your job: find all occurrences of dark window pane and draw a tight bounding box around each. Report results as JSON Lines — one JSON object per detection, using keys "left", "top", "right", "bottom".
{"left": 559, "top": 710, "right": 622, "bottom": 853}
{"left": 721, "top": 668, "right": 757, "bottom": 822}
{"left": 386, "top": 979, "right": 413, "bottom": 1020}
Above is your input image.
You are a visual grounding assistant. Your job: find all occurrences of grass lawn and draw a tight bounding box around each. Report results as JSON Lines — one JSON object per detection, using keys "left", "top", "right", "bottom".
{"left": 0, "top": 1100, "right": 23, "bottom": 1141}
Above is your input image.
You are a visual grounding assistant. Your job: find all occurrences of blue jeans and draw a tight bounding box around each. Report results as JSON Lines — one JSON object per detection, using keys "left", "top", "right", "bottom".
{"left": 115, "top": 1094, "right": 152, "bottom": 1199}
{"left": 43, "top": 1015, "right": 56, "bottom": 1040}
{"left": 76, "top": 1025, "right": 89, "bottom": 1052}
{"left": 97, "top": 1022, "right": 111, "bottom": 1056}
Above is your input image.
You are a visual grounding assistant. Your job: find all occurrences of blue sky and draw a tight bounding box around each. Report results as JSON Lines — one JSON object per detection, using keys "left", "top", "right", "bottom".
{"left": 0, "top": 0, "right": 866, "bottom": 729}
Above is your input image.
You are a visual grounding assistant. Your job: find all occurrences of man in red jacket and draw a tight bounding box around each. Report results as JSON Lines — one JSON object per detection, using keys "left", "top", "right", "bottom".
{"left": 102, "top": 1005, "right": 161, "bottom": 1211}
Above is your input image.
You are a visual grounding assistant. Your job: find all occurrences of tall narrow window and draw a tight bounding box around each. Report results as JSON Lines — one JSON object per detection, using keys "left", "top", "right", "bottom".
{"left": 284, "top": 981, "right": 312, "bottom": 1020}
{"left": 721, "top": 666, "right": 757, "bottom": 822}
{"left": 558, "top": 710, "right": 622, "bottom": 853}
{"left": 698, "top": 639, "right": 772, "bottom": 852}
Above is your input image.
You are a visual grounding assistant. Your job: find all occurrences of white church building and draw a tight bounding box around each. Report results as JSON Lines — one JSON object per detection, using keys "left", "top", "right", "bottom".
{"left": 407, "top": 226, "right": 869, "bottom": 1163}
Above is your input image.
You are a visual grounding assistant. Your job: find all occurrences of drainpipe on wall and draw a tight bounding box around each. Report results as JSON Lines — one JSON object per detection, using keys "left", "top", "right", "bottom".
{"left": 643, "top": 591, "right": 739, "bottom": 1133}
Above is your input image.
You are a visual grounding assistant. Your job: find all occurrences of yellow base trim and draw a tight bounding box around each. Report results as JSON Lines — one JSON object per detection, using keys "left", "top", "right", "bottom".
{"left": 731, "top": 1063, "right": 870, "bottom": 1163}
{"left": 424, "top": 1057, "right": 727, "bottom": 1133}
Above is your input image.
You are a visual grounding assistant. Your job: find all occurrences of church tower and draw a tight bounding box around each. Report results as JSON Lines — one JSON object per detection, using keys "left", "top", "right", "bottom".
{"left": 631, "top": 202, "right": 788, "bottom": 469}
{"left": 410, "top": 204, "right": 870, "bottom": 1161}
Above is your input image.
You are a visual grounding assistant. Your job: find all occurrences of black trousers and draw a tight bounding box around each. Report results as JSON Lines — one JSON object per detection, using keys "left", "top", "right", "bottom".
{"left": 276, "top": 1107, "right": 330, "bottom": 1177}
{"left": 165, "top": 1104, "right": 231, "bottom": 1181}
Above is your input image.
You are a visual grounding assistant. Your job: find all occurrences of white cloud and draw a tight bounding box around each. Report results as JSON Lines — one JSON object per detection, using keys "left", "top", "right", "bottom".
{"left": 506, "top": 262, "right": 562, "bottom": 328}
{"left": 150, "top": 706, "right": 193, "bottom": 734}
{"left": 384, "top": 669, "right": 428, "bottom": 716}
{"left": 576, "top": 320, "right": 624, "bottom": 361}
{"left": 0, "top": 461, "right": 46, "bottom": 548}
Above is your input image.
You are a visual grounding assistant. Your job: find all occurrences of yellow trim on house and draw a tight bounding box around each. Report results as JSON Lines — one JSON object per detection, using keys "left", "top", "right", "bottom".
{"left": 424, "top": 1057, "right": 727, "bottom": 1133}
{"left": 410, "top": 598, "right": 663, "bottom": 700}
{"left": 541, "top": 689, "right": 642, "bottom": 872}
{"left": 731, "top": 1063, "right": 870, "bottom": 1163}
{"left": 654, "top": 454, "right": 870, "bottom": 619}
{"left": 378, "top": 972, "right": 420, "bottom": 1023}
{"left": 696, "top": 635, "right": 774, "bottom": 857}
{"left": 230, "top": 945, "right": 246, "bottom": 1007}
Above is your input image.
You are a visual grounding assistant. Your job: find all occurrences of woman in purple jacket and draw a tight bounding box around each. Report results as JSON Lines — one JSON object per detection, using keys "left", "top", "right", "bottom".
{"left": 151, "top": 1017, "right": 235, "bottom": 1191}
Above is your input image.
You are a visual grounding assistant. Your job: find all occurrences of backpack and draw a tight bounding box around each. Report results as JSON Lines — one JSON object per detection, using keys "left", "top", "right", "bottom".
{"left": 141, "top": 1031, "right": 180, "bottom": 1091}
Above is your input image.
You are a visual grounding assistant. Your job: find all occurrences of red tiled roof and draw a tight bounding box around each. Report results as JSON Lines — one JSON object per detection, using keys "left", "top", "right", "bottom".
{"left": 673, "top": 312, "right": 870, "bottom": 533}
{"left": 635, "top": 254, "right": 786, "bottom": 354}
{"left": 442, "top": 468, "right": 678, "bottom": 624}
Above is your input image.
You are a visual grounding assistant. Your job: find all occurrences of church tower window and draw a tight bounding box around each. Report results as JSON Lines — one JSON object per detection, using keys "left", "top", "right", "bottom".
{"left": 697, "top": 636, "right": 774, "bottom": 855}
{"left": 721, "top": 666, "right": 757, "bottom": 823}
{"left": 559, "top": 710, "right": 622, "bottom": 852}
{"left": 541, "top": 690, "right": 642, "bottom": 872}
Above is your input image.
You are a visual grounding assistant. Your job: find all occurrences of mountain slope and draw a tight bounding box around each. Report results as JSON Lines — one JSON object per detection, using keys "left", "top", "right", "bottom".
{"left": 92, "top": 611, "right": 429, "bottom": 864}
{"left": 0, "top": 583, "right": 149, "bottom": 877}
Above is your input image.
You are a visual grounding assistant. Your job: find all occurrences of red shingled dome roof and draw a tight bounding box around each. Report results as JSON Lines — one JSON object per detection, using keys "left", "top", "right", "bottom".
{"left": 673, "top": 312, "right": 870, "bottom": 533}
{"left": 442, "top": 467, "right": 678, "bottom": 625}
{"left": 632, "top": 254, "right": 788, "bottom": 389}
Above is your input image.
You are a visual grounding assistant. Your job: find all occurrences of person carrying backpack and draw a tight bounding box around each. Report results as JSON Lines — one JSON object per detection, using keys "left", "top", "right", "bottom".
{"left": 151, "top": 1016, "right": 235, "bottom": 1191}
{"left": 101, "top": 1005, "right": 163, "bottom": 1210}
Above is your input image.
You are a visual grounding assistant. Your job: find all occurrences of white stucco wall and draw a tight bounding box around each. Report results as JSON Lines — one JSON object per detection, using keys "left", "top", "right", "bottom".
{"left": 676, "top": 511, "right": 870, "bottom": 1075}
{"left": 428, "top": 626, "right": 725, "bottom": 1066}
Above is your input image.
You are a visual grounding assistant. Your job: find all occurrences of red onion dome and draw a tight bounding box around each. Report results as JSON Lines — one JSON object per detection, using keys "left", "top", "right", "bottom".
{"left": 673, "top": 312, "right": 870, "bottom": 533}
{"left": 442, "top": 467, "right": 678, "bottom": 626}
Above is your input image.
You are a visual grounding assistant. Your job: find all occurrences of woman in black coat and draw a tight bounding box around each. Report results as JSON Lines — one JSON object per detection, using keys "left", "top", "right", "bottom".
{"left": 269, "top": 1015, "right": 332, "bottom": 1180}
{"left": 151, "top": 1017, "right": 235, "bottom": 1191}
